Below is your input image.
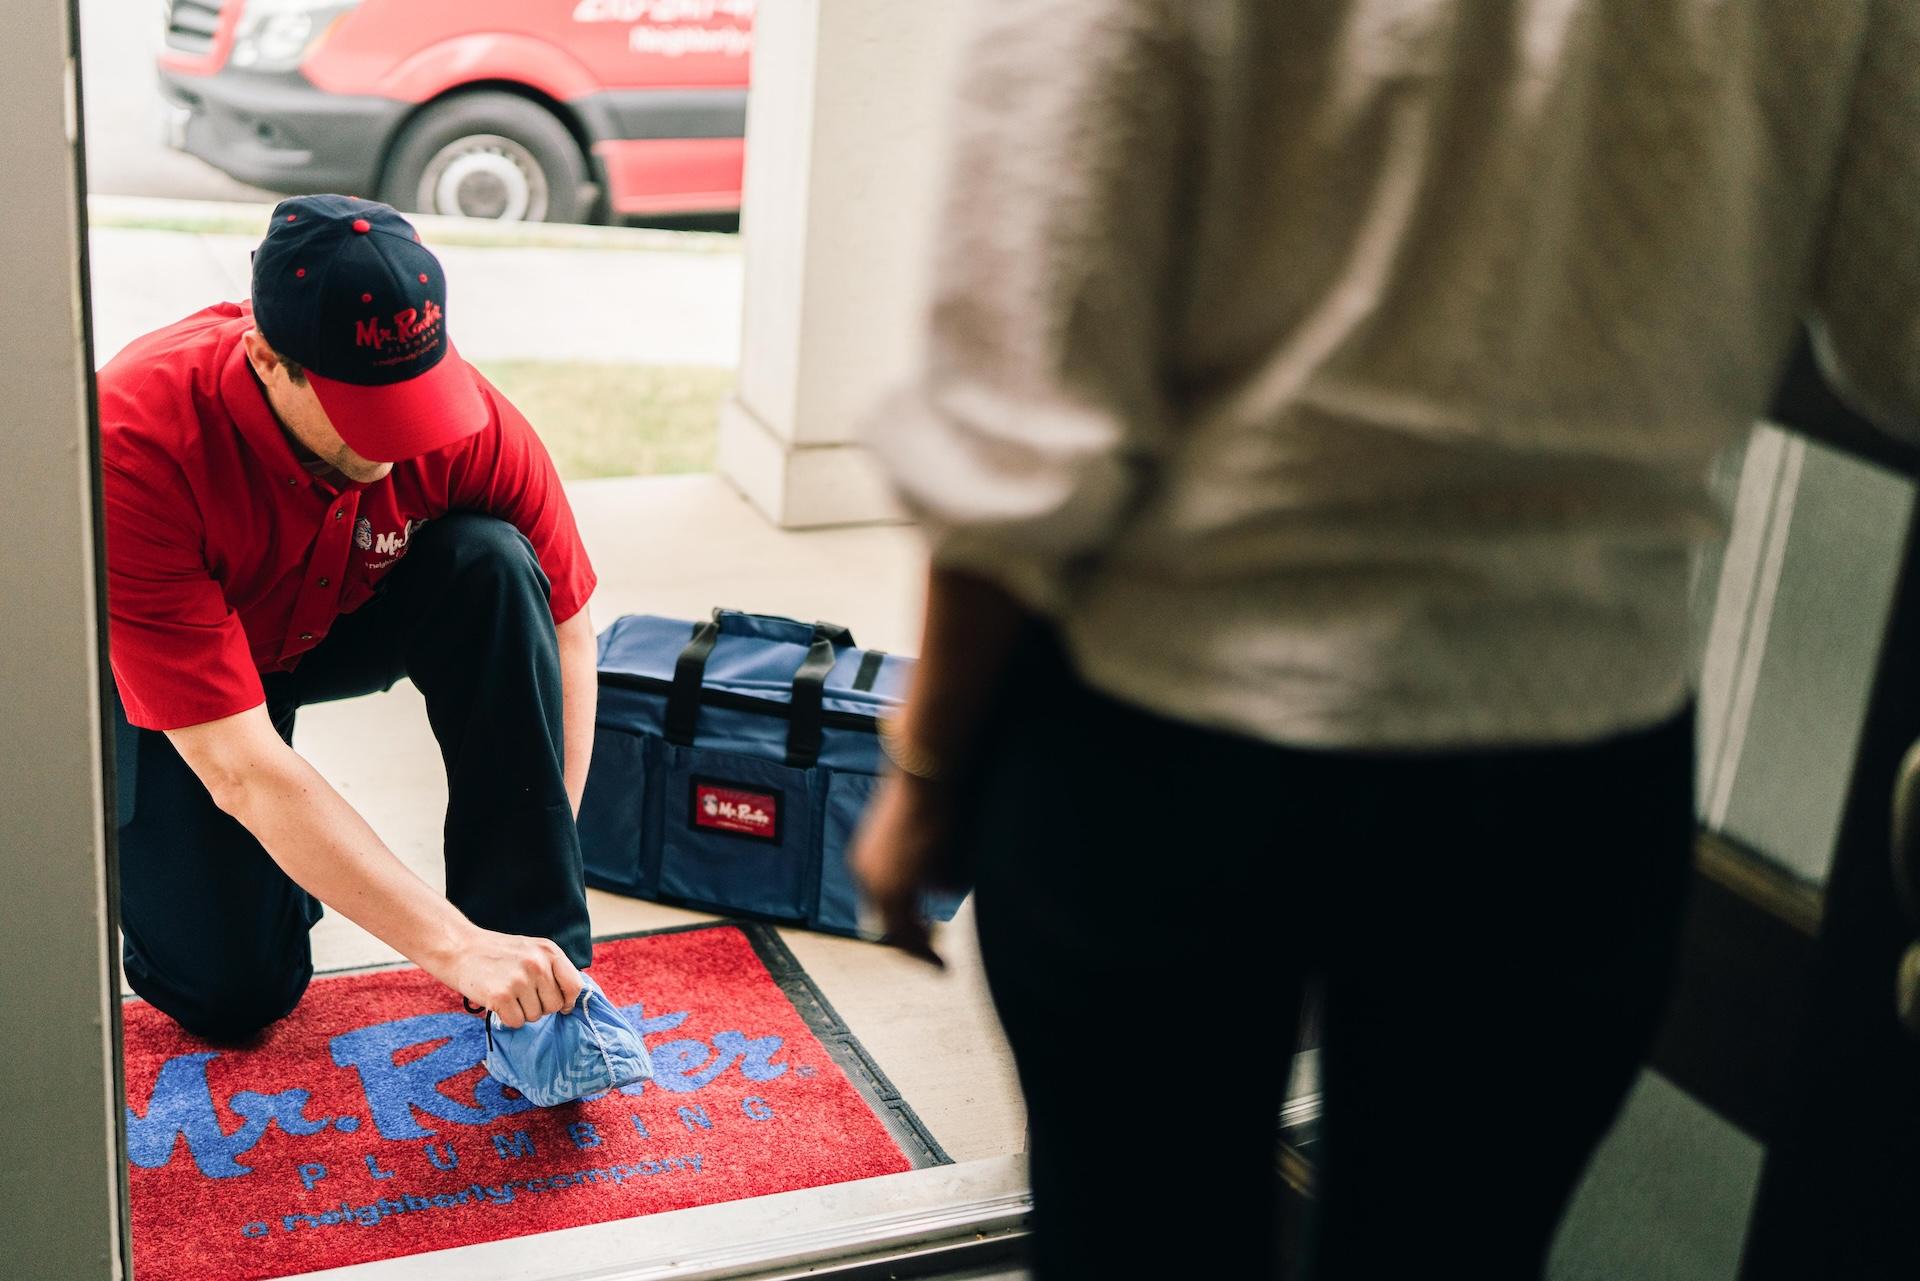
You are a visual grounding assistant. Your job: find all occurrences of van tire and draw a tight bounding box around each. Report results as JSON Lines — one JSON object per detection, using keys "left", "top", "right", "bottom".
{"left": 380, "top": 93, "right": 588, "bottom": 224}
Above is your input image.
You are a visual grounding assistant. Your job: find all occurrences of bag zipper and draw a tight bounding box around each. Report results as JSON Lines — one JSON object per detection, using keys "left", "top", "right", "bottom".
{"left": 597, "top": 669, "right": 885, "bottom": 733}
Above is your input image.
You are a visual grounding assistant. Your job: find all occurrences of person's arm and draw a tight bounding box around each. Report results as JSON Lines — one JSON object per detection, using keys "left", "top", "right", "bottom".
{"left": 1807, "top": 0, "right": 1920, "bottom": 444}
{"left": 556, "top": 605, "right": 598, "bottom": 816}
{"left": 166, "top": 707, "right": 583, "bottom": 1027}
{"left": 851, "top": 567, "right": 1029, "bottom": 966}
{"left": 851, "top": 0, "right": 1200, "bottom": 963}
{"left": 891, "top": 568, "right": 1029, "bottom": 770}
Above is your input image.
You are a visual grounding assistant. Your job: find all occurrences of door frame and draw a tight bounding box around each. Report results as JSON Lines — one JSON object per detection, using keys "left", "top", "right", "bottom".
{"left": 1645, "top": 336, "right": 1920, "bottom": 1276}
{"left": 1735, "top": 342, "right": 1920, "bottom": 1276}
{"left": 2, "top": 0, "right": 129, "bottom": 1276}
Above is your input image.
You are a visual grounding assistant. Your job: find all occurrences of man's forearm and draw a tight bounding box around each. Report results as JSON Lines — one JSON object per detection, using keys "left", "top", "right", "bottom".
{"left": 556, "top": 607, "right": 598, "bottom": 816}
{"left": 221, "top": 746, "right": 476, "bottom": 974}
{"left": 167, "top": 703, "right": 586, "bottom": 1021}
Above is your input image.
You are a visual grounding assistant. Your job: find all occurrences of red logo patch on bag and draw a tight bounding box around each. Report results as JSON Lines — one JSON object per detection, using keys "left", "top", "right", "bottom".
{"left": 692, "top": 780, "right": 782, "bottom": 842}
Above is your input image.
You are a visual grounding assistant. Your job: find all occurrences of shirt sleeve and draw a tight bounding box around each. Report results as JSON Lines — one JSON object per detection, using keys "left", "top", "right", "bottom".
{"left": 1809, "top": 0, "right": 1920, "bottom": 441}
{"left": 449, "top": 374, "right": 599, "bottom": 625}
{"left": 859, "top": 0, "right": 1200, "bottom": 614}
{"left": 103, "top": 456, "right": 265, "bottom": 732}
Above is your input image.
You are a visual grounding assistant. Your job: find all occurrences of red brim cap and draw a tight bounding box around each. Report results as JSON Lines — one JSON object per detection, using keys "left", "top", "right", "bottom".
{"left": 305, "top": 340, "right": 488, "bottom": 463}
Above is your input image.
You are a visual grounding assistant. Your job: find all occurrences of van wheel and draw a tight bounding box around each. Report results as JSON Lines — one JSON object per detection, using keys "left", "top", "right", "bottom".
{"left": 380, "top": 93, "right": 588, "bottom": 224}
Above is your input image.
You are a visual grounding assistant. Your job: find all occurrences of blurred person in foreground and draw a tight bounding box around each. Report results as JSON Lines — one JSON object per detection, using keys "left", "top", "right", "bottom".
{"left": 849, "top": 0, "right": 1920, "bottom": 1275}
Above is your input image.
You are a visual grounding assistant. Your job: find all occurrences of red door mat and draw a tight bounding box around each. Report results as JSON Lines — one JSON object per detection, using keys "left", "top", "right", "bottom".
{"left": 123, "top": 922, "right": 946, "bottom": 1281}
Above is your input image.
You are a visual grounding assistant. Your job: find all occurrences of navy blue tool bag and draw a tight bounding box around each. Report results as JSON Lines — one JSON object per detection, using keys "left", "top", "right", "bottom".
{"left": 578, "top": 608, "right": 967, "bottom": 937}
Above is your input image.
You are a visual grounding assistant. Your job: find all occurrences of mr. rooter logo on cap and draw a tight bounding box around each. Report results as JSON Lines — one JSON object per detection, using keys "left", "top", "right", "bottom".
{"left": 354, "top": 295, "right": 446, "bottom": 369}
{"left": 251, "top": 194, "right": 487, "bottom": 463}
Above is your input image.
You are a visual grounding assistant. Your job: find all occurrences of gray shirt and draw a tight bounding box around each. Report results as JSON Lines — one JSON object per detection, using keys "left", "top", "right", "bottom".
{"left": 865, "top": 0, "right": 1920, "bottom": 748}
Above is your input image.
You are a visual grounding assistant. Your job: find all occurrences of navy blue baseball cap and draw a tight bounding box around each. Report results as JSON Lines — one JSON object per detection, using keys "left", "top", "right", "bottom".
{"left": 251, "top": 194, "right": 486, "bottom": 461}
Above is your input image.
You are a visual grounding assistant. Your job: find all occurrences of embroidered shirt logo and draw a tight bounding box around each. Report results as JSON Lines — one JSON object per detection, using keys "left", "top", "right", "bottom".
{"left": 365, "top": 517, "right": 426, "bottom": 569}
{"left": 353, "top": 517, "right": 373, "bottom": 550}
{"left": 692, "top": 781, "right": 780, "bottom": 841}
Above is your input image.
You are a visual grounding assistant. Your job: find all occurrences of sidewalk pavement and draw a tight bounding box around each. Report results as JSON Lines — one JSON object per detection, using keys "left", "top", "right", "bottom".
{"left": 88, "top": 201, "right": 744, "bottom": 370}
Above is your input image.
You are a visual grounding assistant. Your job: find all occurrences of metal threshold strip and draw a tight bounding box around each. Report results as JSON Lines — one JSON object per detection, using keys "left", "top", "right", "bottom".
{"left": 562, "top": 1190, "right": 1032, "bottom": 1281}
{"left": 292, "top": 1157, "right": 1032, "bottom": 1281}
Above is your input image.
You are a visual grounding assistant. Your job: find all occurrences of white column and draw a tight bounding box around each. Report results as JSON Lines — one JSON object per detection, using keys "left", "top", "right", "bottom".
{"left": 719, "top": 0, "right": 967, "bottom": 527}
{"left": 2, "top": 4, "right": 127, "bottom": 1278}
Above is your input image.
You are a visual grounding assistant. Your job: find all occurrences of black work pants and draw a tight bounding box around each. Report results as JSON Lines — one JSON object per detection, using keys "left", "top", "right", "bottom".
{"left": 969, "top": 632, "right": 1696, "bottom": 1279}
{"left": 116, "top": 513, "right": 592, "bottom": 1041}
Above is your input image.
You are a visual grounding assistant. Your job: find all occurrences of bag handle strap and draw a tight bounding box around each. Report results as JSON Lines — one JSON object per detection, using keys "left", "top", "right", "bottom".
{"left": 664, "top": 611, "right": 854, "bottom": 762}
{"left": 665, "top": 618, "right": 722, "bottom": 746}
{"left": 785, "top": 623, "right": 852, "bottom": 768}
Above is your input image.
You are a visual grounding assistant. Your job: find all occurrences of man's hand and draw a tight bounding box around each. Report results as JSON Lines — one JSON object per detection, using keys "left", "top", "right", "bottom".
{"left": 849, "top": 774, "right": 956, "bottom": 969}
{"left": 441, "top": 928, "right": 588, "bottom": 1029}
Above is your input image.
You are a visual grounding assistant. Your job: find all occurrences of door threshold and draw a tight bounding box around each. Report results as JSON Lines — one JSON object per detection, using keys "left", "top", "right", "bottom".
{"left": 287, "top": 1155, "right": 1030, "bottom": 1281}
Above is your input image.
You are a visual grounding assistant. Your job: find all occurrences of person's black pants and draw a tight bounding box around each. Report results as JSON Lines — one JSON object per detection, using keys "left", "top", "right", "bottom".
{"left": 968, "top": 632, "right": 1696, "bottom": 1279}
{"left": 116, "top": 513, "right": 593, "bottom": 1041}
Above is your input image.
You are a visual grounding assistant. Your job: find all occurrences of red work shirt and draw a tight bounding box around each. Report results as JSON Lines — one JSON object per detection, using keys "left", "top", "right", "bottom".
{"left": 100, "top": 302, "right": 598, "bottom": 731}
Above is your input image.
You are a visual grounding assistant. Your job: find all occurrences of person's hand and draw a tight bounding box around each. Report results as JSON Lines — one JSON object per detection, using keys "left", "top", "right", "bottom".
{"left": 850, "top": 773, "right": 956, "bottom": 969}
{"left": 443, "top": 928, "right": 586, "bottom": 1028}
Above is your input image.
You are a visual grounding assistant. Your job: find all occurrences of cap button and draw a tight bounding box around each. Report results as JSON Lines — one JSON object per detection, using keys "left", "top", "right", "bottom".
{"left": 352, "top": 218, "right": 372, "bottom": 234}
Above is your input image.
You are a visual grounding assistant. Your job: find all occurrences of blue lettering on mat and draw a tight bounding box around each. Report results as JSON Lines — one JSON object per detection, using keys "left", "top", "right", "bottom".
{"left": 651, "top": 1030, "right": 788, "bottom": 1094}
{"left": 493, "top": 1130, "right": 537, "bottom": 1160}
{"left": 364, "top": 1153, "right": 395, "bottom": 1180}
{"left": 717, "top": 1032, "right": 789, "bottom": 1082}
{"left": 127, "top": 1054, "right": 329, "bottom": 1179}
{"left": 262, "top": 1155, "right": 716, "bottom": 1232}
{"left": 131, "top": 998, "right": 793, "bottom": 1177}
{"left": 329, "top": 1014, "right": 493, "bottom": 1139}
{"left": 569, "top": 1122, "right": 602, "bottom": 1150}
{"left": 297, "top": 1163, "right": 328, "bottom": 1192}
{"left": 473, "top": 1071, "right": 537, "bottom": 1122}
{"left": 232, "top": 1089, "right": 331, "bottom": 1138}
{"left": 614, "top": 1004, "right": 692, "bottom": 1095}
{"left": 678, "top": 1105, "right": 712, "bottom": 1133}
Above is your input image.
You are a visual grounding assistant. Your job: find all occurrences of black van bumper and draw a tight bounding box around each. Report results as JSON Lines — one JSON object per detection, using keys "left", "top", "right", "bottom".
{"left": 158, "top": 67, "right": 406, "bottom": 197}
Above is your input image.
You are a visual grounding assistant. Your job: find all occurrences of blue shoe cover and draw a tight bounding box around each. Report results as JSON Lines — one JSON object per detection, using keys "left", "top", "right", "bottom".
{"left": 483, "top": 971, "right": 652, "bottom": 1107}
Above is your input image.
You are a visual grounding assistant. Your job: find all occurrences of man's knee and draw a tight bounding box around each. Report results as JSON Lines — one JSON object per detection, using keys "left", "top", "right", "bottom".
{"left": 411, "top": 514, "right": 547, "bottom": 597}
{"left": 128, "top": 956, "right": 311, "bottom": 1043}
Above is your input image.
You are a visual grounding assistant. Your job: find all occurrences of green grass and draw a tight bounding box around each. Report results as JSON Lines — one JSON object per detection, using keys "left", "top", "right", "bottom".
{"left": 472, "top": 360, "right": 734, "bottom": 480}
{"left": 88, "top": 199, "right": 741, "bottom": 254}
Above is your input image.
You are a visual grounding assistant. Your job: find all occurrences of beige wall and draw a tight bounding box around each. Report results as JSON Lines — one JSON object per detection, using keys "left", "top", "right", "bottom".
{"left": 0, "top": 1, "right": 125, "bottom": 1276}
{"left": 721, "top": 0, "right": 969, "bottom": 526}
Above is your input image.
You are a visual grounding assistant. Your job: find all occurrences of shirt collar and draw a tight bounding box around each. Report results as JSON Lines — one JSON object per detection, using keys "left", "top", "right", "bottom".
{"left": 219, "top": 321, "right": 361, "bottom": 498}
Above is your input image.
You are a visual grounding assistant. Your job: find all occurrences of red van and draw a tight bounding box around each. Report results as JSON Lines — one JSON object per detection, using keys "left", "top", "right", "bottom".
{"left": 157, "top": 0, "right": 754, "bottom": 223}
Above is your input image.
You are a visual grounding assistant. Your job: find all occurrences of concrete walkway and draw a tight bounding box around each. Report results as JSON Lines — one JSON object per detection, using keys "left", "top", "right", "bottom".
{"left": 88, "top": 217, "right": 744, "bottom": 369}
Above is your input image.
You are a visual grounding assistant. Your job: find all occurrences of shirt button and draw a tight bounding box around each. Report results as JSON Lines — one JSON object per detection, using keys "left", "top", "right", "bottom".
{"left": 335, "top": 510, "right": 346, "bottom": 521}
{"left": 299, "top": 632, "right": 314, "bottom": 642}
{"left": 286, "top": 477, "right": 298, "bottom": 487}
{"left": 318, "top": 577, "right": 331, "bottom": 588}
